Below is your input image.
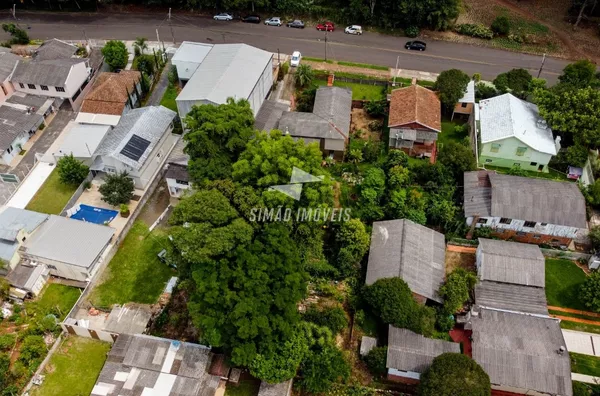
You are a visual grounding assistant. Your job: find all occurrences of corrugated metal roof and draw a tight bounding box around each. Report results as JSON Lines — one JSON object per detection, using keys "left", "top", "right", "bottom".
{"left": 75, "top": 112, "right": 121, "bottom": 126}
{"left": 474, "top": 281, "right": 549, "bottom": 316}
{"left": 313, "top": 87, "right": 352, "bottom": 138}
{"left": 0, "top": 51, "right": 21, "bottom": 82}
{"left": 471, "top": 309, "right": 572, "bottom": 396}
{"left": 6, "top": 263, "right": 46, "bottom": 291}
{"left": 365, "top": 219, "right": 446, "bottom": 303}
{"left": 0, "top": 104, "right": 45, "bottom": 153}
{"left": 172, "top": 41, "right": 214, "bottom": 64}
{"left": 95, "top": 105, "right": 176, "bottom": 170}
{"left": 167, "top": 137, "right": 189, "bottom": 166}
{"left": 479, "top": 93, "right": 556, "bottom": 155}
{"left": 12, "top": 58, "right": 85, "bottom": 87}
{"left": 176, "top": 44, "right": 272, "bottom": 105}
{"left": 56, "top": 123, "right": 111, "bottom": 158}
{"left": 24, "top": 215, "right": 115, "bottom": 269}
{"left": 458, "top": 80, "right": 475, "bottom": 104}
{"left": 0, "top": 207, "right": 48, "bottom": 261}
{"left": 387, "top": 326, "right": 460, "bottom": 373}
{"left": 254, "top": 100, "right": 288, "bottom": 132}
{"left": 477, "top": 238, "right": 545, "bottom": 287}
{"left": 278, "top": 112, "right": 344, "bottom": 140}
{"left": 33, "top": 39, "right": 77, "bottom": 61}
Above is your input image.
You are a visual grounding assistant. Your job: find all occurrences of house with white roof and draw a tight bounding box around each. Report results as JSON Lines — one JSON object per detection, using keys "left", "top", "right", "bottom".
{"left": 175, "top": 43, "right": 273, "bottom": 118}
{"left": 452, "top": 80, "right": 475, "bottom": 120}
{"left": 475, "top": 93, "right": 560, "bottom": 172}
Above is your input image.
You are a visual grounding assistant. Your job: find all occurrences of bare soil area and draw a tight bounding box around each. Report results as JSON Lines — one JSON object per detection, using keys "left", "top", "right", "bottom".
{"left": 445, "top": 251, "right": 476, "bottom": 274}
{"left": 351, "top": 108, "right": 382, "bottom": 141}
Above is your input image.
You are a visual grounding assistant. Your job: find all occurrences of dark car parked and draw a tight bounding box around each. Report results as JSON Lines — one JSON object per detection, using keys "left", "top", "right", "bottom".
{"left": 287, "top": 19, "right": 305, "bottom": 28}
{"left": 242, "top": 15, "right": 261, "bottom": 23}
{"left": 405, "top": 40, "right": 426, "bottom": 51}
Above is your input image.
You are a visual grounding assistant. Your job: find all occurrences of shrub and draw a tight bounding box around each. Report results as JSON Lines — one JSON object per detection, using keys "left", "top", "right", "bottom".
{"left": 296, "top": 86, "right": 317, "bottom": 112}
{"left": 18, "top": 335, "right": 46, "bottom": 366}
{"left": 101, "top": 40, "right": 129, "bottom": 71}
{"left": 491, "top": 16, "right": 510, "bottom": 36}
{"left": 168, "top": 65, "right": 178, "bottom": 85}
{"left": 99, "top": 171, "right": 135, "bottom": 206}
{"left": 134, "top": 54, "right": 156, "bottom": 76}
{"left": 57, "top": 154, "right": 89, "bottom": 186}
{"left": 475, "top": 82, "right": 498, "bottom": 100}
{"left": 364, "top": 346, "right": 387, "bottom": 376}
{"left": 472, "top": 73, "right": 482, "bottom": 82}
{"left": 299, "top": 344, "right": 350, "bottom": 394}
{"left": 364, "top": 100, "right": 386, "bottom": 117}
{"left": 455, "top": 24, "right": 494, "bottom": 40}
{"left": 438, "top": 268, "right": 477, "bottom": 314}
{"left": 580, "top": 271, "right": 600, "bottom": 313}
{"left": 436, "top": 308, "right": 455, "bottom": 332}
{"left": 405, "top": 26, "right": 420, "bottom": 38}
{"left": 295, "top": 64, "right": 314, "bottom": 87}
{"left": 0, "top": 334, "right": 16, "bottom": 352}
{"left": 2, "top": 23, "right": 29, "bottom": 45}
{"left": 420, "top": 353, "right": 491, "bottom": 396}
{"left": 589, "top": 226, "right": 600, "bottom": 251}
{"left": 303, "top": 305, "right": 348, "bottom": 334}
{"left": 368, "top": 120, "right": 384, "bottom": 133}
{"left": 507, "top": 165, "right": 527, "bottom": 176}
{"left": 281, "top": 61, "right": 290, "bottom": 75}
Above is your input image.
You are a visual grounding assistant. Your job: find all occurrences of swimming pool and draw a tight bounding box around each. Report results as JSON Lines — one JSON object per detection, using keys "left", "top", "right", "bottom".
{"left": 70, "top": 204, "right": 119, "bottom": 225}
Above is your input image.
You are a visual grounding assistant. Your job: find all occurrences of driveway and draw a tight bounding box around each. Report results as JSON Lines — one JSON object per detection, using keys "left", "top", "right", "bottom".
{"left": 146, "top": 59, "right": 172, "bottom": 107}
{"left": 562, "top": 329, "right": 600, "bottom": 357}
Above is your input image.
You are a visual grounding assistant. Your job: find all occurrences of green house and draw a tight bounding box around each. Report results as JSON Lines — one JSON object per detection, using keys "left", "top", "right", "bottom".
{"left": 476, "top": 93, "right": 559, "bottom": 172}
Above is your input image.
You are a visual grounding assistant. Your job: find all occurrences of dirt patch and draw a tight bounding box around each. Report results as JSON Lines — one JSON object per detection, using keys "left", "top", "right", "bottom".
{"left": 303, "top": 61, "right": 390, "bottom": 79}
{"left": 351, "top": 108, "right": 382, "bottom": 140}
{"left": 148, "top": 288, "right": 200, "bottom": 343}
{"left": 137, "top": 181, "right": 171, "bottom": 227}
{"left": 445, "top": 251, "right": 476, "bottom": 274}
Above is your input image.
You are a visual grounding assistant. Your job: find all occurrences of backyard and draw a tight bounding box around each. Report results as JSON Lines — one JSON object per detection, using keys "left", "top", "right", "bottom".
{"left": 225, "top": 379, "right": 261, "bottom": 396}
{"left": 88, "top": 221, "right": 175, "bottom": 308}
{"left": 545, "top": 258, "right": 588, "bottom": 311}
{"left": 30, "top": 337, "right": 110, "bottom": 396}
{"left": 25, "top": 169, "right": 79, "bottom": 215}
{"left": 314, "top": 79, "right": 386, "bottom": 101}
{"left": 437, "top": 120, "right": 467, "bottom": 147}
{"left": 571, "top": 352, "right": 600, "bottom": 377}
{"left": 160, "top": 83, "right": 178, "bottom": 112}
{"left": 26, "top": 283, "right": 82, "bottom": 320}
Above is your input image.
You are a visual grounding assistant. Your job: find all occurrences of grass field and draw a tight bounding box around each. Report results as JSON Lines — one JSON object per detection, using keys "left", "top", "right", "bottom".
{"left": 160, "top": 84, "right": 178, "bottom": 112}
{"left": 437, "top": 120, "right": 467, "bottom": 147}
{"left": 30, "top": 337, "right": 110, "bottom": 396}
{"left": 561, "top": 320, "right": 600, "bottom": 335}
{"left": 571, "top": 352, "right": 600, "bottom": 377}
{"left": 89, "top": 221, "right": 174, "bottom": 308}
{"left": 25, "top": 169, "right": 78, "bottom": 215}
{"left": 545, "top": 259, "right": 588, "bottom": 311}
{"left": 337, "top": 61, "right": 389, "bottom": 71}
{"left": 225, "top": 380, "right": 261, "bottom": 396}
{"left": 314, "top": 79, "right": 386, "bottom": 101}
{"left": 27, "top": 284, "right": 81, "bottom": 320}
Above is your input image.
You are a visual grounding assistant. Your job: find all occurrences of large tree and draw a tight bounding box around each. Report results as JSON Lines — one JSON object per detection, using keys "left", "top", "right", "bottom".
{"left": 437, "top": 140, "right": 476, "bottom": 182}
{"left": 493, "top": 68, "right": 533, "bottom": 98}
{"left": 101, "top": 40, "right": 128, "bottom": 71}
{"left": 419, "top": 353, "right": 491, "bottom": 396}
{"left": 434, "top": 69, "right": 470, "bottom": 111}
{"left": 184, "top": 98, "right": 255, "bottom": 183}
{"left": 57, "top": 154, "right": 89, "bottom": 186}
{"left": 559, "top": 59, "right": 599, "bottom": 89}
{"left": 99, "top": 172, "right": 134, "bottom": 206}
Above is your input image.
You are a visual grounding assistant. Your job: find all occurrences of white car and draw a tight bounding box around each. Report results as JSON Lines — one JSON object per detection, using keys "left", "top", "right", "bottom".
{"left": 265, "top": 17, "right": 282, "bottom": 26}
{"left": 344, "top": 25, "right": 363, "bottom": 35}
{"left": 213, "top": 13, "right": 233, "bottom": 21}
{"left": 290, "top": 51, "right": 301, "bottom": 67}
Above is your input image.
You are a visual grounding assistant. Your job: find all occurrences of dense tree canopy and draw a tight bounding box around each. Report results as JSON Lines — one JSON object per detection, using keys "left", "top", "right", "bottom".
{"left": 419, "top": 353, "right": 491, "bottom": 396}
{"left": 184, "top": 98, "right": 255, "bottom": 182}
{"left": 493, "top": 68, "right": 532, "bottom": 98}
{"left": 558, "top": 59, "right": 599, "bottom": 89}
{"left": 99, "top": 172, "right": 134, "bottom": 206}
{"left": 437, "top": 140, "right": 476, "bottom": 182}
{"left": 101, "top": 40, "right": 128, "bottom": 71}
{"left": 57, "top": 154, "right": 89, "bottom": 186}
{"left": 434, "top": 69, "right": 471, "bottom": 111}
{"left": 438, "top": 269, "right": 477, "bottom": 314}
{"left": 580, "top": 271, "right": 600, "bottom": 313}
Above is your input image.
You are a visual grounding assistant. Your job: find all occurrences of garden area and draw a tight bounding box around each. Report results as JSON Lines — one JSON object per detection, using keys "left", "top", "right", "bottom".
{"left": 0, "top": 283, "right": 82, "bottom": 393}
{"left": 25, "top": 168, "right": 79, "bottom": 215}
{"left": 571, "top": 352, "right": 600, "bottom": 378}
{"left": 545, "top": 258, "right": 588, "bottom": 311}
{"left": 88, "top": 221, "right": 175, "bottom": 309}
{"left": 29, "top": 336, "right": 110, "bottom": 396}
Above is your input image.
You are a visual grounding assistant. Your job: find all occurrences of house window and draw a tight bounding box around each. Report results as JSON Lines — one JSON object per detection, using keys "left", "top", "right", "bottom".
{"left": 47, "top": 264, "right": 57, "bottom": 270}
{"left": 461, "top": 102, "right": 468, "bottom": 108}
{"left": 27, "top": 84, "right": 36, "bottom": 90}
{"left": 104, "top": 166, "right": 116, "bottom": 174}
{"left": 530, "top": 162, "right": 537, "bottom": 166}
{"left": 55, "top": 86, "right": 65, "bottom": 92}
{"left": 524, "top": 221, "right": 536, "bottom": 228}
{"left": 499, "top": 218, "right": 512, "bottom": 225}
{"left": 516, "top": 231, "right": 527, "bottom": 236}
{"left": 485, "top": 159, "right": 493, "bottom": 163}
{"left": 176, "top": 179, "right": 189, "bottom": 185}
{"left": 540, "top": 222, "right": 547, "bottom": 226}
{"left": 477, "top": 218, "right": 488, "bottom": 224}
{"left": 516, "top": 147, "right": 527, "bottom": 156}
{"left": 490, "top": 143, "right": 501, "bottom": 153}
{"left": 40, "top": 85, "right": 48, "bottom": 91}
{"left": 18, "top": 83, "right": 24, "bottom": 89}
{"left": 6, "top": 145, "right": 13, "bottom": 154}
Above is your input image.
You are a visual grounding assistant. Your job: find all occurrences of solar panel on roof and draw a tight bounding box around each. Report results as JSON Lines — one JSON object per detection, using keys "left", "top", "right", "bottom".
{"left": 120, "top": 134, "right": 150, "bottom": 162}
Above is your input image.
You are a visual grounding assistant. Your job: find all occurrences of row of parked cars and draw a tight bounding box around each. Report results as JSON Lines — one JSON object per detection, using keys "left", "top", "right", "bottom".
{"left": 212, "top": 13, "right": 364, "bottom": 35}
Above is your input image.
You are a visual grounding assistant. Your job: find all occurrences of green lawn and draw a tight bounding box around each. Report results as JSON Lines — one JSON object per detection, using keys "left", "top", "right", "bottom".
{"left": 26, "top": 284, "right": 81, "bottom": 320}
{"left": 225, "top": 380, "right": 261, "bottom": 396}
{"left": 25, "top": 169, "right": 78, "bottom": 215}
{"left": 571, "top": 352, "right": 600, "bottom": 377}
{"left": 314, "top": 79, "right": 386, "bottom": 101}
{"left": 561, "top": 320, "right": 600, "bottom": 335}
{"left": 30, "top": 337, "right": 110, "bottom": 396}
{"left": 160, "top": 83, "right": 178, "bottom": 112}
{"left": 545, "top": 258, "right": 588, "bottom": 311}
{"left": 89, "top": 221, "right": 174, "bottom": 308}
{"left": 437, "top": 120, "right": 468, "bottom": 147}
{"left": 337, "top": 61, "right": 389, "bottom": 71}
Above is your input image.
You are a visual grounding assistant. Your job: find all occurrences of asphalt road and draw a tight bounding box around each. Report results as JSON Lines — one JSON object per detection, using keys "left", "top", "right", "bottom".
{"left": 0, "top": 11, "right": 575, "bottom": 83}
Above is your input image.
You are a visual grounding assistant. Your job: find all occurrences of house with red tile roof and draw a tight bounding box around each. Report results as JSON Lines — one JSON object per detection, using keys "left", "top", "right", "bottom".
{"left": 388, "top": 83, "right": 441, "bottom": 159}
{"left": 79, "top": 70, "right": 141, "bottom": 118}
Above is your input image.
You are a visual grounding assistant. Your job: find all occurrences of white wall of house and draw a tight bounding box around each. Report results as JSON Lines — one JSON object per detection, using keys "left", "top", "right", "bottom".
{"left": 30, "top": 266, "right": 49, "bottom": 296}
{"left": 166, "top": 177, "right": 190, "bottom": 198}
{"left": 1, "top": 127, "right": 40, "bottom": 165}
{"left": 466, "top": 216, "right": 585, "bottom": 239}
{"left": 480, "top": 137, "right": 554, "bottom": 169}
{"left": 20, "top": 248, "right": 106, "bottom": 282}
{"left": 247, "top": 57, "right": 273, "bottom": 116}
{"left": 14, "top": 62, "right": 90, "bottom": 102}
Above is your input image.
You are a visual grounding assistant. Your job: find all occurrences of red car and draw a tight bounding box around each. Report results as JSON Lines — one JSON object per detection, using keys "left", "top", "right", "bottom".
{"left": 316, "top": 22, "right": 335, "bottom": 31}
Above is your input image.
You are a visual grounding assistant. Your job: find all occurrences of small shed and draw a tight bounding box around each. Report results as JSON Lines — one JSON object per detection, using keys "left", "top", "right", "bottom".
{"left": 452, "top": 80, "right": 475, "bottom": 120}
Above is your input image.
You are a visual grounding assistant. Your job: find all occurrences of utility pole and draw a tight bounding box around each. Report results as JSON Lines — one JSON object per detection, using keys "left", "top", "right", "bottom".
{"left": 156, "top": 28, "right": 160, "bottom": 44}
{"left": 168, "top": 8, "right": 175, "bottom": 44}
{"left": 393, "top": 55, "right": 399, "bottom": 86}
{"left": 277, "top": 48, "right": 280, "bottom": 65}
{"left": 83, "top": 29, "right": 88, "bottom": 45}
{"left": 12, "top": 4, "right": 16, "bottom": 19}
{"left": 537, "top": 53, "right": 546, "bottom": 78}
{"left": 324, "top": 30, "right": 328, "bottom": 62}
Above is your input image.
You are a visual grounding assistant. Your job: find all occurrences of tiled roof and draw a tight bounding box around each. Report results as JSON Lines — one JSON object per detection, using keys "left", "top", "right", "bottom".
{"left": 81, "top": 70, "right": 141, "bottom": 116}
{"left": 388, "top": 85, "right": 441, "bottom": 132}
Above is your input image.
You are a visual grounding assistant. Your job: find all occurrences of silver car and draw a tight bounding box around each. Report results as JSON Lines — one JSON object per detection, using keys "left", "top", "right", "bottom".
{"left": 213, "top": 13, "right": 233, "bottom": 21}
{"left": 265, "top": 17, "right": 282, "bottom": 26}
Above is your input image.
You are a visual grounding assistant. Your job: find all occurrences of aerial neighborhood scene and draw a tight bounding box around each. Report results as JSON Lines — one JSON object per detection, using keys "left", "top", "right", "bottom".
{"left": 2, "top": 0, "right": 600, "bottom": 395}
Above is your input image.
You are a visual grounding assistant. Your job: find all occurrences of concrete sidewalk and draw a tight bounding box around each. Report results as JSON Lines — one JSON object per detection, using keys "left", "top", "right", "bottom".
{"left": 572, "top": 372, "right": 600, "bottom": 385}
{"left": 563, "top": 329, "right": 600, "bottom": 357}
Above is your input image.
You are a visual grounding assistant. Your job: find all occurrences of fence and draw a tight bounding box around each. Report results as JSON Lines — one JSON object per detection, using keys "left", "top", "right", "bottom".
{"left": 59, "top": 172, "right": 93, "bottom": 217}
{"left": 314, "top": 73, "right": 389, "bottom": 87}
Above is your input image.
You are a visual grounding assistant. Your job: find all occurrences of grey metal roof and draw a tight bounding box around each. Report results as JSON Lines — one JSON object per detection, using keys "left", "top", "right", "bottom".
{"left": 313, "top": 87, "right": 352, "bottom": 138}
{"left": 103, "top": 305, "right": 153, "bottom": 334}
{"left": 0, "top": 105, "right": 44, "bottom": 154}
{"left": 0, "top": 51, "right": 21, "bottom": 82}
{"left": 95, "top": 106, "right": 176, "bottom": 170}
{"left": 165, "top": 164, "right": 190, "bottom": 183}
{"left": 0, "top": 207, "right": 48, "bottom": 261}
{"left": 477, "top": 238, "right": 545, "bottom": 287}
{"left": 7, "top": 93, "right": 52, "bottom": 108}
{"left": 6, "top": 263, "right": 46, "bottom": 291}
{"left": 471, "top": 309, "right": 572, "bottom": 396}
{"left": 387, "top": 326, "right": 460, "bottom": 373}
{"left": 23, "top": 215, "right": 115, "bottom": 269}
{"left": 56, "top": 123, "right": 111, "bottom": 158}
{"left": 254, "top": 100, "right": 288, "bottom": 132}
{"left": 258, "top": 380, "right": 292, "bottom": 396}
{"left": 365, "top": 219, "right": 446, "bottom": 303}
{"left": 474, "top": 281, "right": 549, "bottom": 316}
{"left": 278, "top": 112, "right": 345, "bottom": 142}
{"left": 464, "top": 171, "right": 587, "bottom": 229}
{"left": 92, "top": 334, "right": 220, "bottom": 396}
{"left": 12, "top": 58, "right": 85, "bottom": 87}
{"left": 33, "top": 39, "right": 77, "bottom": 61}
{"left": 172, "top": 41, "right": 214, "bottom": 64}
{"left": 176, "top": 44, "right": 272, "bottom": 105}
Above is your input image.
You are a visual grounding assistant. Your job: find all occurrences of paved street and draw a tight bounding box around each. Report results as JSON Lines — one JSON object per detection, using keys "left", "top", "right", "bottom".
{"left": 0, "top": 11, "right": 576, "bottom": 83}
